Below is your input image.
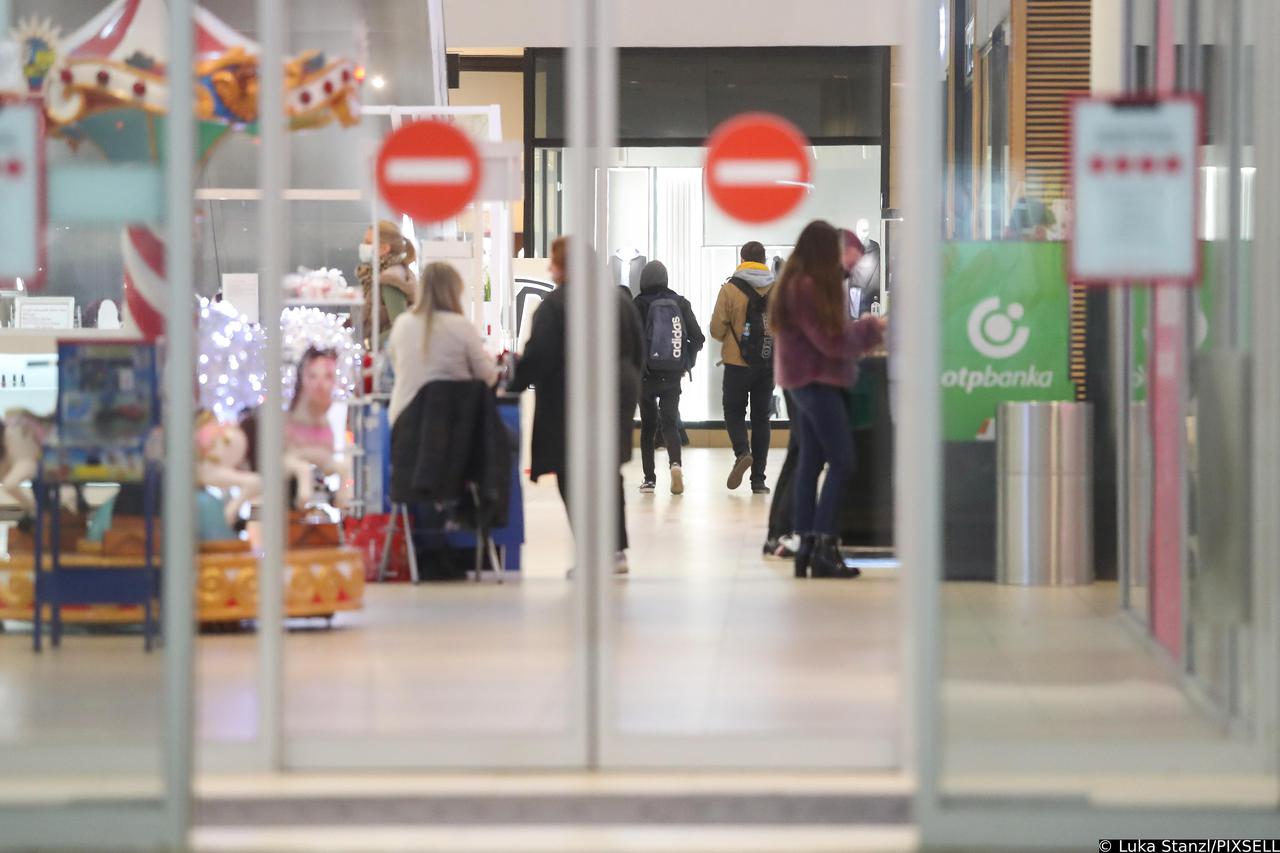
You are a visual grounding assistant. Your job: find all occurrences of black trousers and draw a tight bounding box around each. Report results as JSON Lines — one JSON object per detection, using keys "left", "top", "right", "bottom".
{"left": 767, "top": 390, "right": 799, "bottom": 540}
{"left": 639, "top": 373, "right": 683, "bottom": 480}
{"left": 722, "top": 363, "right": 775, "bottom": 484}
{"left": 557, "top": 470, "right": 629, "bottom": 552}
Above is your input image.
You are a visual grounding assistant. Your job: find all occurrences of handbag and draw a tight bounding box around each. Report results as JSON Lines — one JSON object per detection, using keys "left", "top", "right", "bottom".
{"left": 844, "top": 365, "right": 881, "bottom": 431}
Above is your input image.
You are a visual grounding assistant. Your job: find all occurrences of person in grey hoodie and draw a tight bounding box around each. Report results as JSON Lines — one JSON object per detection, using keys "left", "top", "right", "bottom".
{"left": 633, "top": 260, "right": 704, "bottom": 495}
{"left": 710, "top": 241, "right": 776, "bottom": 494}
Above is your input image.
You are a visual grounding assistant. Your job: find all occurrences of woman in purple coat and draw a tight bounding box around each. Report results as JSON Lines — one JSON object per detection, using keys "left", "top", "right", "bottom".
{"left": 770, "top": 221, "right": 885, "bottom": 579}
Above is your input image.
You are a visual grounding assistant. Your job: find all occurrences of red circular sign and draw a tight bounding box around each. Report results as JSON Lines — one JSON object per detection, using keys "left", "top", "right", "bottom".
{"left": 705, "top": 113, "right": 812, "bottom": 224}
{"left": 376, "top": 119, "right": 482, "bottom": 223}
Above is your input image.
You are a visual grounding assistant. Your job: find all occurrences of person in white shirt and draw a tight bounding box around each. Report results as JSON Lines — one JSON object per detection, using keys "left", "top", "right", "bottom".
{"left": 387, "top": 262, "right": 499, "bottom": 427}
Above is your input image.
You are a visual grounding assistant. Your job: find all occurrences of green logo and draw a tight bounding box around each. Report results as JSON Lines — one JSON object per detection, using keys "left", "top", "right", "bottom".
{"left": 941, "top": 243, "right": 1076, "bottom": 440}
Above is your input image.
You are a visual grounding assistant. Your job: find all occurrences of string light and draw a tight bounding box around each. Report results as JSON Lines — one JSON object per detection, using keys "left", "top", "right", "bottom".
{"left": 197, "top": 298, "right": 266, "bottom": 421}
{"left": 280, "top": 306, "right": 362, "bottom": 406}
{"left": 197, "top": 301, "right": 362, "bottom": 421}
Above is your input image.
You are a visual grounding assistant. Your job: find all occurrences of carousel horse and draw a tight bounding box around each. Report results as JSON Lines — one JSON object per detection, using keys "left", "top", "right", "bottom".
{"left": 195, "top": 411, "right": 263, "bottom": 526}
{"left": 0, "top": 409, "right": 55, "bottom": 514}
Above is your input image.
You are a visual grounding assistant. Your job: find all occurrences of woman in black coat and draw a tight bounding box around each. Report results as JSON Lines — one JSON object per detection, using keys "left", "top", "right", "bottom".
{"left": 509, "top": 236, "right": 644, "bottom": 574}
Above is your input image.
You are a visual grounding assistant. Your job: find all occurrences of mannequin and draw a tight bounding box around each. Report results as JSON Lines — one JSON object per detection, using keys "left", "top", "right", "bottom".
{"left": 608, "top": 247, "right": 646, "bottom": 296}
{"left": 849, "top": 218, "right": 882, "bottom": 313}
{"left": 283, "top": 347, "right": 352, "bottom": 508}
{"left": 355, "top": 219, "right": 416, "bottom": 348}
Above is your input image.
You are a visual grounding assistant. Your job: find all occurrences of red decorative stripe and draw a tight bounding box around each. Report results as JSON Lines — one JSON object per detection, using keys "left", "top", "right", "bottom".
{"left": 126, "top": 225, "right": 165, "bottom": 277}
{"left": 72, "top": 0, "right": 142, "bottom": 60}
{"left": 124, "top": 270, "right": 165, "bottom": 340}
{"left": 195, "top": 24, "right": 229, "bottom": 55}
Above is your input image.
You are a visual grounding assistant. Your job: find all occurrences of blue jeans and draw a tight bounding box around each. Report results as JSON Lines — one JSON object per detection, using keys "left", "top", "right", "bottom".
{"left": 789, "top": 383, "right": 855, "bottom": 536}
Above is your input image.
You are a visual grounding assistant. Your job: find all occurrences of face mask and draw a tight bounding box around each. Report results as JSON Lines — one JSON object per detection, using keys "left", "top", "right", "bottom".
{"left": 358, "top": 243, "right": 374, "bottom": 263}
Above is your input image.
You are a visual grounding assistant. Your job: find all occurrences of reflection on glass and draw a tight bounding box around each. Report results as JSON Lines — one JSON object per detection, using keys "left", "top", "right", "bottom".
{"left": 939, "top": 0, "right": 1275, "bottom": 811}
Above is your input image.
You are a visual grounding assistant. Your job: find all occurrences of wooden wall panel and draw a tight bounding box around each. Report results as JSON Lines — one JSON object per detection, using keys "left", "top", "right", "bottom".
{"left": 1023, "top": 0, "right": 1091, "bottom": 201}
{"left": 1014, "top": 0, "right": 1091, "bottom": 399}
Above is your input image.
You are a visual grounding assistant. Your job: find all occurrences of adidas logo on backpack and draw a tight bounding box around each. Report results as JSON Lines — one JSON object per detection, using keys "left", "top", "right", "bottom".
{"left": 646, "top": 296, "right": 687, "bottom": 371}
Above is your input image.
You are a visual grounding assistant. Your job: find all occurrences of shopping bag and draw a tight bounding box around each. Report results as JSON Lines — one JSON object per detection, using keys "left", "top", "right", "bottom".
{"left": 343, "top": 514, "right": 411, "bottom": 582}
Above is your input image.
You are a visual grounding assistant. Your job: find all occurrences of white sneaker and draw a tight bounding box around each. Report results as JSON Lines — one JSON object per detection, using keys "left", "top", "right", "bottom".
{"left": 669, "top": 464, "right": 684, "bottom": 495}
{"left": 567, "top": 555, "right": 629, "bottom": 578}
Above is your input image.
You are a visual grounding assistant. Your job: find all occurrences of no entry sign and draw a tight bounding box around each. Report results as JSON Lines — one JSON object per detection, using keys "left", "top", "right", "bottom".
{"left": 376, "top": 119, "right": 481, "bottom": 223}
{"left": 705, "top": 113, "right": 812, "bottom": 224}
{"left": 1069, "top": 96, "right": 1201, "bottom": 283}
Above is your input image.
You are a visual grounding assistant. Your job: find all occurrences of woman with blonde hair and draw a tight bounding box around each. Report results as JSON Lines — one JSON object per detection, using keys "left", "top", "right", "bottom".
{"left": 387, "top": 261, "right": 499, "bottom": 428}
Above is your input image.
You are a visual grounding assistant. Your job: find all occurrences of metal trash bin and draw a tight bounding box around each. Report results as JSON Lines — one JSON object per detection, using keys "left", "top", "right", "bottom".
{"left": 997, "top": 401, "right": 1094, "bottom": 586}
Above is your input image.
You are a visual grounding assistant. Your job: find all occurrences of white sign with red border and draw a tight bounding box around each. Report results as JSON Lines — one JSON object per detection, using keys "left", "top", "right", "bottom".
{"left": 0, "top": 102, "right": 43, "bottom": 284}
{"left": 704, "top": 113, "right": 813, "bottom": 224}
{"left": 1069, "top": 95, "right": 1201, "bottom": 283}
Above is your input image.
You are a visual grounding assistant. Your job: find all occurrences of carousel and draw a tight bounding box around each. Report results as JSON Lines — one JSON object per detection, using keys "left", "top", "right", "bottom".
{"left": 0, "top": 0, "right": 368, "bottom": 630}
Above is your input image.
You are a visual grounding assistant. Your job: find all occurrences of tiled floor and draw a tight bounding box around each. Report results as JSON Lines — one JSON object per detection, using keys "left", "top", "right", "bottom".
{"left": 0, "top": 448, "right": 1266, "bottom": 801}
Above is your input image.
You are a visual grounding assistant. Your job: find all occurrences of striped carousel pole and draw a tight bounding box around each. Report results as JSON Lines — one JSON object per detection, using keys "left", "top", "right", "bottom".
{"left": 121, "top": 224, "right": 168, "bottom": 339}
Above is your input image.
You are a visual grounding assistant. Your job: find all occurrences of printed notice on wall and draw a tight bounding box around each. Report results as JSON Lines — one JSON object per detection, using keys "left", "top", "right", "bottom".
{"left": 14, "top": 296, "right": 74, "bottom": 329}
{"left": 1070, "top": 97, "right": 1200, "bottom": 283}
{"left": 221, "top": 273, "right": 259, "bottom": 324}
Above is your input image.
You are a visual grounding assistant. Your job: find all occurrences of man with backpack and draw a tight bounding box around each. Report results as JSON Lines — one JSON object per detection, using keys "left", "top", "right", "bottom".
{"left": 633, "top": 260, "right": 704, "bottom": 495}
{"left": 711, "top": 241, "right": 775, "bottom": 494}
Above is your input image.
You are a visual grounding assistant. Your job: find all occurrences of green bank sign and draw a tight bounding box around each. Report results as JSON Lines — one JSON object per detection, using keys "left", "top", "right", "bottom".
{"left": 941, "top": 242, "right": 1076, "bottom": 440}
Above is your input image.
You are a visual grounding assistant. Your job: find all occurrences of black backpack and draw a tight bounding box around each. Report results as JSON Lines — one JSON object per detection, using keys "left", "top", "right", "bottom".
{"left": 644, "top": 295, "right": 687, "bottom": 372}
{"left": 730, "top": 278, "right": 773, "bottom": 367}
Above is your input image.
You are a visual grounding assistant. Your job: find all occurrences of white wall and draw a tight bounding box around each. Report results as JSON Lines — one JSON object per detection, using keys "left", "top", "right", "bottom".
{"left": 449, "top": 71, "right": 524, "bottom": 144}
{"left": 443, "top": 0, "right": 903, "bottom": 49}
{"left": 449, "top": 71, "right": 526, "bottom": 229}
{"left": 1092, "top": 0, "right": 1124, "bottom": 92}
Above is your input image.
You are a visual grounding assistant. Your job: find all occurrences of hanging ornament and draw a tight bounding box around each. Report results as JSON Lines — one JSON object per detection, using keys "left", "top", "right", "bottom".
{"left": 196, "top": 298, "right": 267, "bottom": 421}
{"left": 279, "top": 306, "right": 362, "bottom": 407}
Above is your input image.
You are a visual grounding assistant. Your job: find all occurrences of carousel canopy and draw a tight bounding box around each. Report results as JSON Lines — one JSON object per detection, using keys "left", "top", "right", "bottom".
{"left": 63, "top": 0, "right": 257, "bottom": 70}
{"left": 43, "top": 0, "right": 361, "bottom": 131}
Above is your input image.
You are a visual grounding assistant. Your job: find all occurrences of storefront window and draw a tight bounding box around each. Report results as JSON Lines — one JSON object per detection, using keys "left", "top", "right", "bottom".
{"left": 556, "top": 144, "right": 883, "bottom": 423}
{"left": 532, "top": 47, "right": 887, "bottom": 144}
{"left": 529, "top": 47, "right": 891, "bottom": 423}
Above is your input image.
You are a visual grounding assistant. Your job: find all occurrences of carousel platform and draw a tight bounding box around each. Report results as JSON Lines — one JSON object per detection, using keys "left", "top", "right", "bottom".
{"left": 0, "top": 545, "right": 365, "bottom": 626}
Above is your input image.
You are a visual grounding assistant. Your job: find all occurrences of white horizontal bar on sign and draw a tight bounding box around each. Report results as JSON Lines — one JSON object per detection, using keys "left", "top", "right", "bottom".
{"left": 384, "top": 157, "right": 473, "bottom": 184}
{"left": 713, "top": 159, "right": 803, "bottom": 187}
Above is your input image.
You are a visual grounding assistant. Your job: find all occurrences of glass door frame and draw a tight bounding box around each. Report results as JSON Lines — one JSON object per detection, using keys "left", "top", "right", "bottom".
{"left": 908, "top": 0, "right": 1279, "bottom": 845}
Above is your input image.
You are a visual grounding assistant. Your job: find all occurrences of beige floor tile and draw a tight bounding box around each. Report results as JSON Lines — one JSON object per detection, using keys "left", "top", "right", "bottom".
{"left": 0, "top": 447, "right": 1265, "bottom": 793}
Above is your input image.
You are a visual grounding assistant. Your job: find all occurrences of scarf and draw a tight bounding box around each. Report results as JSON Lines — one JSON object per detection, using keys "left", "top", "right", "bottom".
{"left": 356, "top": 253, "right": 414, "bottom": 345}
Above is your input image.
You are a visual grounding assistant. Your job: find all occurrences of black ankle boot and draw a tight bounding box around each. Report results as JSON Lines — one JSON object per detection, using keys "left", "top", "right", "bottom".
{"left": 809, "top": 535, "right": 861, "bottom": 579}
{"left": 794, "top": 534, "right": 816, "bottom": 578}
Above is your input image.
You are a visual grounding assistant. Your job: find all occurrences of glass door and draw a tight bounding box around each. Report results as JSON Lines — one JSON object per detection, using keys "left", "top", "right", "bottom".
{"left": 252, "top": 0, "right": 588, "bottom": 773}
{"left": 0, "top": 0, "right": 198, "bottom": 846}
{"left": 911, "top": 0, "right": 1279, "bottom": 844}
